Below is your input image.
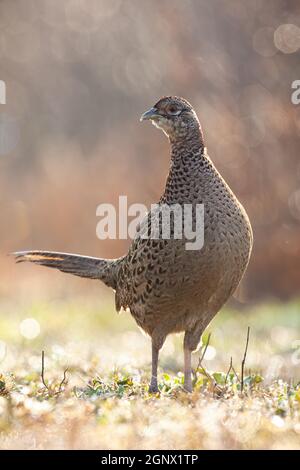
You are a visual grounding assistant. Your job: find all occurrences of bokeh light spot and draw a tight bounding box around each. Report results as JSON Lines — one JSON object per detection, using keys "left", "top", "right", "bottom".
{"left": 19, "top": 318, "right": 41, "bottom": 340}
{"left": 204, "top": 345, "right": 216, "bottom": 361}
{"left": 274, "top": 24, "right": 300, "bottom": 54}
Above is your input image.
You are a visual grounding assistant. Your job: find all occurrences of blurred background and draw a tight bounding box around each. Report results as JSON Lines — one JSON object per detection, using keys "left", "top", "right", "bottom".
{"left": 0, "top": 0, "right": 299, "bottom": 351}
{"left": 1, "top": 0, "right": 300, "bottom": 303}
{"left": 0, "top": 0, "right": 300, "bottom": 450}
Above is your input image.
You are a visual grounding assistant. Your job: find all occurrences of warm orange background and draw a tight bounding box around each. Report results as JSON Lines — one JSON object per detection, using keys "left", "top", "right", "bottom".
{"left": 1, "top": 0, "right": 300, "bottom": 301}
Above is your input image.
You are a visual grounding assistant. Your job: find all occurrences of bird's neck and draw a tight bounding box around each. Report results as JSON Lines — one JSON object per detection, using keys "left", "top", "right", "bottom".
{"left": 161, "top": 126, "right": 214, "bottom": 204}
{"left": 169, "top": 124, "right": 204, "bottom": 161}
{"left": 169, "top": 123, "right": 206, "bottom": 167}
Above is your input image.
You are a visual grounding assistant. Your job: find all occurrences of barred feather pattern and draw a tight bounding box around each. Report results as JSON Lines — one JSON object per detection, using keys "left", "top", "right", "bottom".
{"left": 13, "top": 251, "right": 122, "bottom": 289}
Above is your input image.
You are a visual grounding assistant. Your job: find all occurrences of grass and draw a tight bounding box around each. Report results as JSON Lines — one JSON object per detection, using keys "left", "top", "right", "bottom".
{"left": 0, "top": 286, "right": 300, "bottom": 449}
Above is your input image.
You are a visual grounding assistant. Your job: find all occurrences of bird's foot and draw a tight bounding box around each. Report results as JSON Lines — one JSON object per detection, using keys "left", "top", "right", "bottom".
{"left": 148, "top": 380, "right": 159, "bottom": 393}
{"left": 183, "top": 378, "right": 193, "bottom": 393}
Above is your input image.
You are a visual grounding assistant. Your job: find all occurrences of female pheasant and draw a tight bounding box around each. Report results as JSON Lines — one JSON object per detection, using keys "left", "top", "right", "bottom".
{"left": 13, "top": 97, "right": 253, "bottom": 392}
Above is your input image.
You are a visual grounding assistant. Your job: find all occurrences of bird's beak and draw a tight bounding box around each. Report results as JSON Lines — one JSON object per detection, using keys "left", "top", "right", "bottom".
{"left": 140, "top": 107, "right": 159, "bottom": 122}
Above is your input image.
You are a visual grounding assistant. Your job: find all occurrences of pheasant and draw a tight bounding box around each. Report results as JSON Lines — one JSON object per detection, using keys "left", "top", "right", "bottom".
{"left": 13, "top": 96, "right": 253, "bottom": 392}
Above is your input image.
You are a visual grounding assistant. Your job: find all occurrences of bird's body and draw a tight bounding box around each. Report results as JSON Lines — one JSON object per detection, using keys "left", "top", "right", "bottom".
{"left": 13, "top": 96, "right": 253, "bottom": 392}
{"left": 118, "top": 152, "right": 251, "bottom": 336}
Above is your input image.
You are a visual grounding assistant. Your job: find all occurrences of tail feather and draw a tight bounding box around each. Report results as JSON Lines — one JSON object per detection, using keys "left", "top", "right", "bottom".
{"left": 12, "top": 250, "right": 120, "bottom": 289}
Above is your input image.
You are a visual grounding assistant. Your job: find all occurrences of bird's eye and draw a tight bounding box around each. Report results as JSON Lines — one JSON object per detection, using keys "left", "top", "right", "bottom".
{"left": 167, "top": 105, "right": 180, "bottom": 115}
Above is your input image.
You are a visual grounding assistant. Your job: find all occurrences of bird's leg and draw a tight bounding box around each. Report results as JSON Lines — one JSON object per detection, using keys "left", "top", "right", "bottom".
{"left": 149, "top": 341, "right": 159, "bottom": 393}
{"left": 184, "top": 324, "right": 203, "bottom": 392}
{"left": 184, "top": 347, "right": 192, "bottom": 392}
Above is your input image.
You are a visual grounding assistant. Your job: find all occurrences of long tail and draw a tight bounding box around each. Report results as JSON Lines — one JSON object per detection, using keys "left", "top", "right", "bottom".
{"left": 12, "top": 250, "right": 121, "bottom": 289}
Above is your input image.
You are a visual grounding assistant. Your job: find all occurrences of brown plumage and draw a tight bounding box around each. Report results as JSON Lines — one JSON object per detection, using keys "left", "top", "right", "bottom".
{"left": 13, "top": 96, "right": 253, "bottom": 392}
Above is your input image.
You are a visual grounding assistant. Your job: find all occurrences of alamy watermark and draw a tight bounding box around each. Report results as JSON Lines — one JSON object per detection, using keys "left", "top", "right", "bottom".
{"left": 0, "top": 80, "right": 6, "bottom": 104}
{"left": 291, "top": 80, "right": 300, "bottom": 105}
{"left": 96, "top": 196, "right": 204, "bottom": 250}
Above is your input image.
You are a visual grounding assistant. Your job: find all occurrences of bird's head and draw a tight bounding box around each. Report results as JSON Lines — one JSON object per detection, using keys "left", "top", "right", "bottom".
{"left": 140, "top": 96, "right": 200, "bottom": 141}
